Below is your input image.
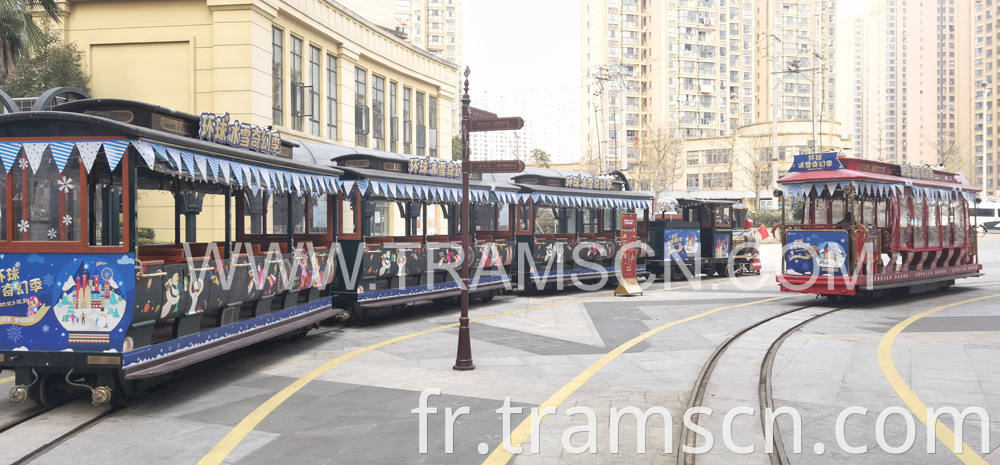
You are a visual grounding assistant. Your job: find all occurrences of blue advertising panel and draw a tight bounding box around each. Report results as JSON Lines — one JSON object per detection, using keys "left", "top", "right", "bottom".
{"left": 664, "top": 229, "right": 700, "bottom": 260}
{"left": 0, "top": 253, "right": 135, "bottom": 352}
{"left": 714, "top": 235, "right": 732, "bottom": 259}
{"left": 788, "top": 152, "right": 843, "bottom": 172}
{"left": 785, "top": 230, "right": 850, "bottom": 276}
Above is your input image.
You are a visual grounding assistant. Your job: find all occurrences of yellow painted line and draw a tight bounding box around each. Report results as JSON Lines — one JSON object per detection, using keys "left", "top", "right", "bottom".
{"left": 198, "top": 283, "right": 693, "bottom": 465}
{"left": 0, "top": 376, "right": 13, "bottom": 385}
{"left": 482, "top": 295, "right": 793, "bottom": 464}
{"left": 877, "top": 293, "right": 1000, "bottom": 465}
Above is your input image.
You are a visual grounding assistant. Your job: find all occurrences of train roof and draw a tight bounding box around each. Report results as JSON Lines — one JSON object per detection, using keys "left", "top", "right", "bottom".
{"left": 0, "top": 108, "right": 342, "bottom": 178}
{"left": 778, "top": 154, "right": 978, "bottom": 192}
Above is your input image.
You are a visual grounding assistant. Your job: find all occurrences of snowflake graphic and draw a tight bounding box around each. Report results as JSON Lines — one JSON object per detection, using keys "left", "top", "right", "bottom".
{"left": 42, "top": 274, "right": 54, "bottom": 286}
{"left": 6, "top": 326, "right": 22, "bottom": 344}
{"left": 47, "top": 229, "right": 57, "bottom": 239}
{"left": 57, "top": 176, "right": 75, "bottom": 193}
{"left": 42, "top": 325, "right": 49, "bottom": 333}
{"left": 17, "top": 220, "right": 29, "bottom": 233}
{"left": 62, "top": 215, "right": 73, "bottom": 226}
{"left": 18, "top": 157, "right": 28, "bottom": 169}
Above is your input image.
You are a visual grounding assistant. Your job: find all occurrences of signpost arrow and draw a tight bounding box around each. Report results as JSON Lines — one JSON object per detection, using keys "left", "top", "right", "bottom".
{"left": 469, "top": 106, "right": 498, "bottom": 120}
{"left": 469, "top": 116, "right": 524, "bottom": 132}
{"left": 470, "top": 160, "right": 525, "bottom": 173}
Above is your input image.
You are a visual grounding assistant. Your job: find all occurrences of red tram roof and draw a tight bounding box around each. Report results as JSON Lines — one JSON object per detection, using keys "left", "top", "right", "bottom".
{"left": 778, "top": 156, "right": 980, "bottom": 192}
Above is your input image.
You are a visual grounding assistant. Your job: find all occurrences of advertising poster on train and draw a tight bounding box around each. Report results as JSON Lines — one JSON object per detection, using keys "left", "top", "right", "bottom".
{"left": 664, "top": 229, "right": 700, "bottom": 260}
{"left": 0, "top": 253, "right": 135, "bottom": 352}
{"left": 615, "top": 213, "right": 642, "bottom": 296}
{"left": 784, "top": 230, "right": 849, "bottom": 276}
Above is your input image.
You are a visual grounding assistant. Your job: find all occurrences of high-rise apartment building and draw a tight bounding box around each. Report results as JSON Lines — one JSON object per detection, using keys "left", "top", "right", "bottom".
{"left": 582, "top": 0, "right": 837, "bottom": 182}
{"left": 839, "top": 0, "right": 973, "bottom": 173}
{"left": 341, "top": 0, "right": 464, "bottom": 64}
{"left": 974, "top": 0, "right": 998, "bottom": 196}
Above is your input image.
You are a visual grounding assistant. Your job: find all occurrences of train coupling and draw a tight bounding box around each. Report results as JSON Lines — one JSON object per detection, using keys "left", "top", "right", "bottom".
{"left": 91, "top": 386, "right": 112, "bottom": 406}
{"left": 9, "top": 386, "right": 28, "bottom": 404}
{"left": 336, "top": 311, "right": 351, "bottom": 322}
{"left": 9, "top": 368, "right": 38, "bottom": 405}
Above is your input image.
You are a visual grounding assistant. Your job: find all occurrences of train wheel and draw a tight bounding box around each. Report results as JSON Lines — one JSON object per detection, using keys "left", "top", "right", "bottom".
{"left": 480, "top": 291, "right": 495, "bottom": 302}
{"left": 347, "top": 302, "right": 368, "bottom": 326}
{"left": 715, "top": 263, "right": 727, "bottom": 276}
{"left": 29, "top": 374, "right": 86, "bottom": 409}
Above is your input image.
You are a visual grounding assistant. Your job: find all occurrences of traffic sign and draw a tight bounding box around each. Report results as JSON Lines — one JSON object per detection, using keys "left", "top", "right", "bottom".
{"left": 469, "top": 116, "right": 524, "bottom": 132}
{"left": 469, "top": 107, "right": 498, "bottom": 120}
{"left": 470, "top": 159, "right": 525, "bottom": 173}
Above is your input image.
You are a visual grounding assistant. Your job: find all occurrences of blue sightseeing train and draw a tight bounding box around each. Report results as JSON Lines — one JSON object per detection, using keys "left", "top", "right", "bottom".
{"left": 0, "top": 98, "right": 652, "bottom": 407}
{"left": 645, "top": 199, "right": 760, "bottom": 278}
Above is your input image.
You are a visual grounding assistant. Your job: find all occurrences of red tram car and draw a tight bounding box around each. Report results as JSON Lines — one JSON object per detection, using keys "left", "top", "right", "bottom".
{"left": 775, "top": 153, "right": 983, "bottom": 298}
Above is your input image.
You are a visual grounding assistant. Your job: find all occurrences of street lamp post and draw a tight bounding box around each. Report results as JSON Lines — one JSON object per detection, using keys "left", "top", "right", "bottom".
{"left": 454, "top": 66, "right": 474, "bottom": 371}
{"left": 978, "top": 81, "right": 990, "bottom": 196}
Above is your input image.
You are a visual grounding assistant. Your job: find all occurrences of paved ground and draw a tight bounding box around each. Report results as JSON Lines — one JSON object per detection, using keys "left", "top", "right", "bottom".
{"left": 5, "top": 234, "right": 1000, "bottom": 464}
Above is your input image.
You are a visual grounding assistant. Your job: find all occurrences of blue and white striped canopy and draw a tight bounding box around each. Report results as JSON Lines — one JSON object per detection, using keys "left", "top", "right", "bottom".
{"left": 0, "top": 139, "right": 338, "bottom": 196}
{"left": 783, "top": 180, "right": 973, "bottom": 202}
{"left": 341, "top": 178, "right": 518, "bottom": 204}
{"left": 517, "top": 192, "right": 652, "bottom": 210}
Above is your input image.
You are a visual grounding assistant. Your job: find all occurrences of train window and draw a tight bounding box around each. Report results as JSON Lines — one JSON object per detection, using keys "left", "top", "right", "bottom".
{"left": 862, "top": 200, "right": 874, "bottom": 226}
{"left": 244, "top": 190, "right": 268, "bottom": 234}
{"left": 11, "top": 149, "right": 82, "bottom": 241}
{"left": 913, "top": 197, "right": 926, "bottom": 249}
{"left": 370, "top": 200, "right": 391, "bottom": 236}
{"left": 636, "top": 207, "right": 646, "bottom": 232}
{"left": 536, "top": 208, "right": 555, "bottom": 234}
{"left": 517, "top": 203, "right": 532, "bottom": 232}
{"left": 498, "top": 205, "right": 510, "bottom": 231}
{"left": 89, "top": 157, "right": 126, "bottom": 246}
{"left": 831, "top": 198, "right": 845, "bottom": 224}
{"left": 474, "top": 205, "right": 495, "bottom": 231}
{"left": 602, "top": 209, "right": 613, "bottom": 231}
{"left": 340, "top": 197, "right": 357, "bottom": 236}
{"left": 814, "top": 199, "right": 829, "bottom": 225}
{"left": 582, "top": 209, "right": 598, "bottom": 233}
{"left": 310, "top": 195, "right": 328, "bottom": 234}
{"left": 927, "top": 200, "right": 940, "bottom": 248}
{"left": 271, "top": 193, "right": 306, "bottom": 234}
{"left": 564, "top": 209, "right": 578, "bottom": 234}
{"left": 940, "top": 200, "right": 952, "bottom": 245}
{"left": 714, "top": 206, "right": 731, "bottom": 227}
{"left": 0, "top": 170, "right": 6, "bottom": 240}
{"left": 875, "top": 199, "right": 887, "bottom": 228}
{"left": 953, "top": 200, "right": 967, "bottom": 246}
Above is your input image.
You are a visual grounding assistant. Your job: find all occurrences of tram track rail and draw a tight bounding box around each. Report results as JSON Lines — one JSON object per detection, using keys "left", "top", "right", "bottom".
{"left": 676, "top": 304, "right": 848, "bottom": 465}
{"left": 0, "top": 401, "right": 113, "bottom": 465}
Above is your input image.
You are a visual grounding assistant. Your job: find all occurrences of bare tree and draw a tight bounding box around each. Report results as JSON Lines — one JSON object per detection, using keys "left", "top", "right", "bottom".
{"left": 635, "top": 125, "right": 684, "bottom": 195}
{"left": 730, "top": 135, "right": 773, "bottom": 209}
{"left": 927, "top": 137, "right": 973, "bottom": 174}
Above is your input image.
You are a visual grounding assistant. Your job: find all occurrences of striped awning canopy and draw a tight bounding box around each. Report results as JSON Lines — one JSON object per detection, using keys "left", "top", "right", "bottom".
{"left": 0, "top": 139, "right": 338, "bottom": 196}
{"left": 783, "top": 180, "right": 974, "bottom": 202}
{"left": 518, "top": 192, "right": 653, "bottom": 210}
{"left": 339, "top": 178, "right": 518, "bottom": 204}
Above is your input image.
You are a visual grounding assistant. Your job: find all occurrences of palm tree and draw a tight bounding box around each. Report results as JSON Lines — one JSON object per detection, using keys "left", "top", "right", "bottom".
{"left": 0, "top": 0, "right": 62, "bottom": 84}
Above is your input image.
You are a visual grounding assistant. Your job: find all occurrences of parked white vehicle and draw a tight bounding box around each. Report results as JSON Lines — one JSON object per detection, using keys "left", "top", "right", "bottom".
{"left": 972, "top": 201, "right": 1000, "bottom": 232}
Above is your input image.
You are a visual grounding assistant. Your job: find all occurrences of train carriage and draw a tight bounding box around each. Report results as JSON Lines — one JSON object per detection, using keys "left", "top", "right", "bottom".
{"left": 0, "top": 100, "right": 344, "bottom": 407}
{"left": 775, "top": 153, "right": 982, "bottom": 298}
{"left": 646, "top": 199, "right": 759, "bottom": 278}
{"left": 508, "top": 169, "right": 653, "bottom": 290}
{"left": 291, "top": 143, "right": 522, "bottom": 324}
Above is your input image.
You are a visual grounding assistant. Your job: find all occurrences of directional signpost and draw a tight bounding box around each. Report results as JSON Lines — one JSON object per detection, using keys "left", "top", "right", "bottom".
{"left": 469, "top": 117, "right": 525, "bottom": 132}
{"left": 454, "top": 67, "right": 524, "bottom": 371}
{"left": 470, "top": 159, "right": 525, "bottom": 173}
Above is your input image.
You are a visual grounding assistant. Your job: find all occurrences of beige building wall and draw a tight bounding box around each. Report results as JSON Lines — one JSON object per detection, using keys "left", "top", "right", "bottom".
{"left": 54, "top": 0, "right": 459, "bottom": 242}
{"left": 680, "top": 120, "right": 848, "bottom": 207}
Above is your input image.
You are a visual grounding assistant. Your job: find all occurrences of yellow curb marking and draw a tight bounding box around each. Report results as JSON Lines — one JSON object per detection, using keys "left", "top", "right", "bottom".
{"left": 877, "top": 293, "right": 1000, "bottom": 465}
{"left": 0, "top": 376, "right": 13, "bottom": 385}
{"left": 481, "top": 295, "right": 793, "bottom": 464}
